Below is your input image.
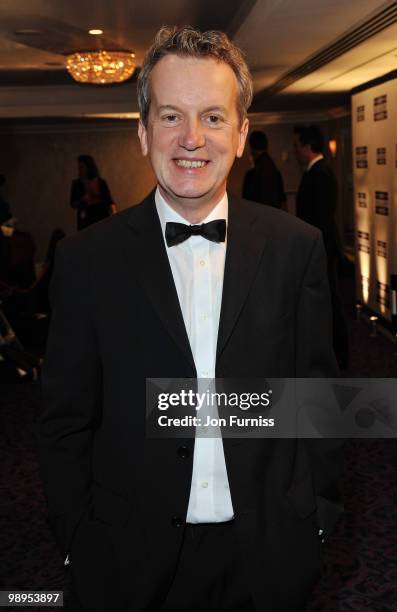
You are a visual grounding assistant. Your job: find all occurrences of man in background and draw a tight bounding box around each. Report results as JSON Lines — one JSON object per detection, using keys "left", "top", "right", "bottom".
{"left": 294, "top": 125, "right": 349, "bottom": 370}
{"left": 242, "top": 130, "right": 285, "bottom": 208}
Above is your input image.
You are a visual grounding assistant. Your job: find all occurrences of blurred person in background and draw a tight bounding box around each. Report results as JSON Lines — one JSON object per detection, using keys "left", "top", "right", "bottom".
{"left": 70, "top": 155, "right": 116, "bottom": 231}
{"left": 0, "top": 175, "right": 35, "bottom": 289}
{"left": 293, "top": 125, "right": 349, "bottom": 370}
{"left": 0, "top": 174, "right": 17, "bottom": 227}
{"left": 242, "top": 130, "right": 285, "bottom": 208}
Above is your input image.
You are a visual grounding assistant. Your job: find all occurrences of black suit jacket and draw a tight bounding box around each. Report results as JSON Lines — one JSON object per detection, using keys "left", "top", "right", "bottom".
{"left": 38, "top": 192, "right": 343, "bottom": 612}
{"left": 296, "top": 158, "right": 340, "bottom": 262}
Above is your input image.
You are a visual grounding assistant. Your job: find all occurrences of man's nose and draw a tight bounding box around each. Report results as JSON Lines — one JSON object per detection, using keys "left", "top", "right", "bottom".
{"left": 179, "top": 117, "right": 205, "bottom": 150}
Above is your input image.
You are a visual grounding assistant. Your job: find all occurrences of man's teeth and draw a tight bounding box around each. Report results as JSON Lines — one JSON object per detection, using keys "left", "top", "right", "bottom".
{"left": 175, "top": 159, "right": 207, "bottom": 168}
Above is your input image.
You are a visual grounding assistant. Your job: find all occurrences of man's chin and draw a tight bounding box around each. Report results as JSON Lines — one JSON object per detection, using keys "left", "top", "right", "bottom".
{"left": 175, "top": 192, "right": 209, "bottom": 201}
{"left": 161, "top": 185, "right": 214, "bottom": 203}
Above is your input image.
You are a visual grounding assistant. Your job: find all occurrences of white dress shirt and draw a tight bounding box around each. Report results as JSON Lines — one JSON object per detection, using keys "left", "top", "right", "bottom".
{"left": 155, "top": 187, "right": 234, "bottom": 523}
{"left": 307, "top": 154, "right": 324, "bottom": 172}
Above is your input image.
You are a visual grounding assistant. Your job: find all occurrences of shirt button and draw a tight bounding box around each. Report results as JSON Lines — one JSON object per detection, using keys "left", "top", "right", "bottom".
{"left": 202, "top": 482, "right": 209, "bottom": 488}
{"left": 177, "top": 445, "right": 190, "bottom": 459}
{"left": 171, "top": 516, "right": 185, "bottom": 528}
{"left": 199, "top": 260, "right": 206, "bottom": 267}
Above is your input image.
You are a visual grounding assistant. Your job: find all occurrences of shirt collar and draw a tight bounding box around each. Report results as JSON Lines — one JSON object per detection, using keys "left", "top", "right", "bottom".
{"left": 155, "top": 186, "right": 228, "bottom": 242}
{"left": 307, "top": 154, "right": 324, "bottom": 172}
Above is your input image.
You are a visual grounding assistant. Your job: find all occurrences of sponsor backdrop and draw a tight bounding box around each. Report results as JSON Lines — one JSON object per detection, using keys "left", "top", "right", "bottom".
{"left": 352, "top": 71, "right": 397, "bottom": 324}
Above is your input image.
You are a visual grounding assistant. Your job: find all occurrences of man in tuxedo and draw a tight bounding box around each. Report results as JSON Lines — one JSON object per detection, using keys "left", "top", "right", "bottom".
{"left": 293, "top": 125, "right": 349, "bottom": 370}
{"left": 39, "top": 27, "right": 343, "bottom": 612}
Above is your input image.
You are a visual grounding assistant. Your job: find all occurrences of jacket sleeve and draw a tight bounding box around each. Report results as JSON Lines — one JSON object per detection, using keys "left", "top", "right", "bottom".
{"left": 311, "top": 171, "right": 337, "bottom": 229}
{"left": 310, "top": 170, "right": 340, "bottom": 260}
{"left": 37, "top": 239, "right": 101, "bottom": 558}
{"left": 295, "top": 232, "right": 344, "bottom": 539}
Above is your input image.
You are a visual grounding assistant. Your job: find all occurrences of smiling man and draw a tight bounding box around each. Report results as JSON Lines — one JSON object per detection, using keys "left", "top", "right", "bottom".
{"left": 39, "top": 26, "right": 342, "bottom": 612}
{"left": 138, "top": 52, "right": 248, "bottom": 222}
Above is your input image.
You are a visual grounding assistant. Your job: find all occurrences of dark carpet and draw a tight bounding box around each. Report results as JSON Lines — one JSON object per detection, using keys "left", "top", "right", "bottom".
{"left": 1, "top": 276, "right": 397, "bottom": 611}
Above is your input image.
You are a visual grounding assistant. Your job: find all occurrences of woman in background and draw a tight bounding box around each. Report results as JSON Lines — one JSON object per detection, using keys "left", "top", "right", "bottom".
{"left": 70, "top": 155, "right": 116, "bottom": 231}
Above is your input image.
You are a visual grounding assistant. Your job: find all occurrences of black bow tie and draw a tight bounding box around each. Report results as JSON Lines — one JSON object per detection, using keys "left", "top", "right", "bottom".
{"left": 165, "top": 219, "right": 226, "bottom": 247}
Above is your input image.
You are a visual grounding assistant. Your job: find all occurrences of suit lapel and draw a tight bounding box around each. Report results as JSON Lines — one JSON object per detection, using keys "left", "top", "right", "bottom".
{"left": 216, "top": 195, "right": 268, "bottom": 361}
{"left": 123, "top": 192, "right": 267, "bottom": 372}
{"left": 125, "top": 192, "right": 196, "bottom": 373}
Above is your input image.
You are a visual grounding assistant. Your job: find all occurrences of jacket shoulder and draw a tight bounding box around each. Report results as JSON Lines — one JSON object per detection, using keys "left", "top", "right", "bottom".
{"left": 239, "top": 197, "right": 321, "bottom": 243}
{"left": 57, "top": 196, "right": 152, "bottom": 258}
{"left": 311, "top": 159, "right": 335, "bottom": 178}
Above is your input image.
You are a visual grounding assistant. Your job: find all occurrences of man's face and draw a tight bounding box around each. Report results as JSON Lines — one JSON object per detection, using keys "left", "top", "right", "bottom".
{"left": 138, "top": 54, "right": 249, "bottom": 215}
{"left": 293, "top": 133, "right": 311, "bottom": 165}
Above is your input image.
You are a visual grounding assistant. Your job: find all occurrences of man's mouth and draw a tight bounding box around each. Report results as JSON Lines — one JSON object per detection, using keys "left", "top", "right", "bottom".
{"left": 174, "top": 159, "right": 209, "bottom": 169}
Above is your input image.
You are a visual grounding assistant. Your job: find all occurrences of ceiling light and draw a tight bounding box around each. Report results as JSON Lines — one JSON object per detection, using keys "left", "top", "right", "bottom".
{"left": 328, "top": 139, "right": 337, "bottom": 158}
{"left": 66, "top": 50, "right": 136, "bottom": 84}
{"left": 14, "top": 29, "right": 41, "bottom": 35}
{"left": 81, "top": 112, "right": 140, "bottom": 119}
{"left": 89, "top": 29, "right": 103, "bottom": 35}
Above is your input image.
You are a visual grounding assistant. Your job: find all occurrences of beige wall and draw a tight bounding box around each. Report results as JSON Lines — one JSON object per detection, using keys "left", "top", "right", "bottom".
{"left": 1, "top": 121, "right": 156, "bottom": 260}
{"left": 1, "top": 117, "right": 347, "bottom": 261}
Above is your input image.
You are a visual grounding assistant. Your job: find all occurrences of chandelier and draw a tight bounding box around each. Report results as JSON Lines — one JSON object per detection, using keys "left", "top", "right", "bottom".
{"left": 66, "top": 50, "right": 136, "bottom": 84}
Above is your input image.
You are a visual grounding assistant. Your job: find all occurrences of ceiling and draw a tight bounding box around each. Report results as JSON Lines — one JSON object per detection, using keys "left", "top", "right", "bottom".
{"left": 0, "top": 0, "right": 396, "bottom": 117}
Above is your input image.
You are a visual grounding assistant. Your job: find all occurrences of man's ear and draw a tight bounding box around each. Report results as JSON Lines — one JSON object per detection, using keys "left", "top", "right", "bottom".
{"left": 138, "top": 120, "right": 148, "bottom": 156}
{"left": 236, "top": 117, "right": 249, "bottom": 159}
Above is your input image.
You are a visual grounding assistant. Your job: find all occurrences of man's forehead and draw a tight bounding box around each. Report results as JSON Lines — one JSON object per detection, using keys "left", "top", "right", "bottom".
{"left": 149, "top": 54, "right": 238, "bottom": 108}
{"left": 151, "top": 54, "right": 237, "bottom": 88}
{"left": 155, "top": 53, "right": 226, "bottom": 69}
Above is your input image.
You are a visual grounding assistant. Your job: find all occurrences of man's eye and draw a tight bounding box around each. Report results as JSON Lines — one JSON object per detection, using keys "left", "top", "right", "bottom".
{"left": 207, "top": 115, "right": 220, "bottom": 124}
{"left": 163, "top": 115, "right": 178, "bottom": 122}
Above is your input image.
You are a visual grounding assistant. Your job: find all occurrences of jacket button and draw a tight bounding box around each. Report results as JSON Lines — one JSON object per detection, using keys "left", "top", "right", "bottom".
{"left": 178, "top": 445, "right": 190, "bottom": 459}
{"left": 172, "top": 516, "right": 185, "bottom": 528}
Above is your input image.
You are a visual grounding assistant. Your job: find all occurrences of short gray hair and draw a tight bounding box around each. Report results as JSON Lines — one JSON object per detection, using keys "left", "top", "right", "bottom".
{"left": 137, "top": 25, "right": 253, "bottom": 127}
